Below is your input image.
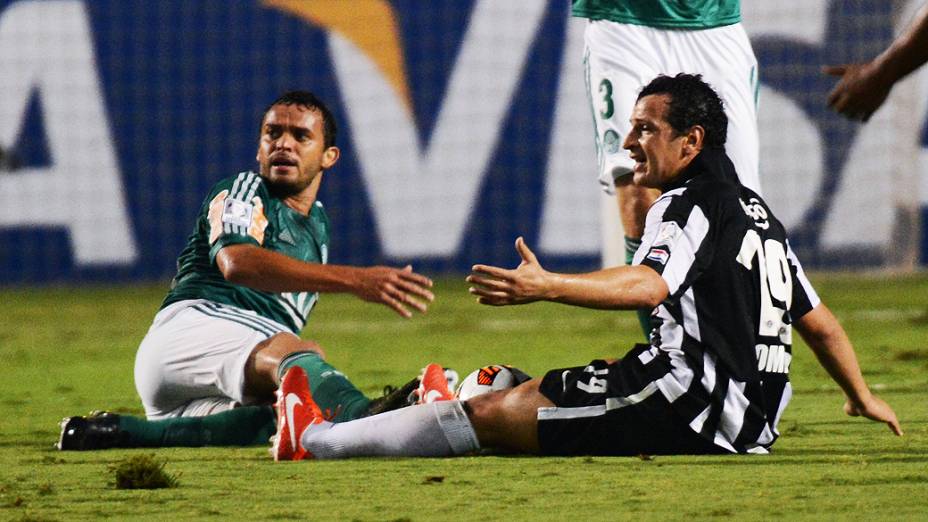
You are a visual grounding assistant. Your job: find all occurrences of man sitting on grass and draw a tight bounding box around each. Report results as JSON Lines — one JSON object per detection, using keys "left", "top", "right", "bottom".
{"left": 57, "top": 91, "right": 440, "bottom": 450}
{"left": 272, "top": 74, "right": 901, "bottom": 461}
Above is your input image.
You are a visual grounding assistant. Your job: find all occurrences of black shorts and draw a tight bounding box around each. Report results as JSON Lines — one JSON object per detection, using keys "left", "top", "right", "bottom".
{"left": 536, "top": 344, "right": 724, "bottom": 456}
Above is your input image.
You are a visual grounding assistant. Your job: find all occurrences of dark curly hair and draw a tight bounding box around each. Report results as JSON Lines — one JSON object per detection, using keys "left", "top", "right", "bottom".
{"left": 637, "top": 73, "right": 727, "bottom": 149}
{"left": 260, "top": 91, "right": 338, "bottom": 149}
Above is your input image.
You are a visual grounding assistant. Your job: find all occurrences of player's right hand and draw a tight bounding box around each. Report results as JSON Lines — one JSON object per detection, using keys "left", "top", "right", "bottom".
{"left": 467, "top": 237, "right": 550, "bottom": 306}
{"left": 354, "top": 265, "right": 434, "bottom": 318}
{"left": 823, "top": 62, "right": 894, "bottom": 122}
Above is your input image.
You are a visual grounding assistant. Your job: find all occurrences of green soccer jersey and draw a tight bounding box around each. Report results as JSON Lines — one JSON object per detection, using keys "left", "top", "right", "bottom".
{"left": 162, "top": 171, "right": 330, "bottom": 334}
{"left": 571, "top": 0, "right": 740, "bottom": 29}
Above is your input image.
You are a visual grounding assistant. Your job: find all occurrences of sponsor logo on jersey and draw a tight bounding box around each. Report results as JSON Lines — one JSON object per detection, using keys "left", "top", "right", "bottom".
{"left": 740, "top": 197, "right": 770, "bottom": 230}
{"left": 756, "top": 343, "right": 791, "bottom": 374}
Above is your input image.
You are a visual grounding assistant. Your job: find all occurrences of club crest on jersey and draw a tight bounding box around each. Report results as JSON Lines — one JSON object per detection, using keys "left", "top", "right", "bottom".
{"left": 646, "top": 247, "right": 669, "bottom": 265}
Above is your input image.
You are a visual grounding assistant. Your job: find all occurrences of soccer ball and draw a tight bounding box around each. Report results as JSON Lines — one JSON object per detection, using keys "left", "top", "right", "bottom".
{"left": 454, "top": 365, "right": 528, "bottom": 400}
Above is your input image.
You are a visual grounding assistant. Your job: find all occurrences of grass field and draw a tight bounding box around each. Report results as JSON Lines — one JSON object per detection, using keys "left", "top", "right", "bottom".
{"left": 1, "top": 274, "right": 927, "bottom": 520}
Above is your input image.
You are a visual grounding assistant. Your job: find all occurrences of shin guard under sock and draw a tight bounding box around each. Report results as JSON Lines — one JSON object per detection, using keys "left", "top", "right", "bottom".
{"left": 118, "top": 405, "right": 276, "bottom": 447}
{"left": 277, "top": 352, "right": 370, "bottom": 422}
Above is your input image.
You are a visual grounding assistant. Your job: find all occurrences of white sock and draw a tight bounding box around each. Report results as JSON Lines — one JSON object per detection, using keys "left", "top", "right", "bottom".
{"left": 300, "top": 400, "right": 480, "bottom": 459}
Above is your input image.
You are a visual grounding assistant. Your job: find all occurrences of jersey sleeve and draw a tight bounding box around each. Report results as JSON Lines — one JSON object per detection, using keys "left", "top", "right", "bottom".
{"left": 785, "top": 239, "right": 820, "bottom": 320}
{"left": 633, "top": 189, "right": 712, "bottom": 296}
{"left": 205, "top": 172, "right": 271, "bottom": 263}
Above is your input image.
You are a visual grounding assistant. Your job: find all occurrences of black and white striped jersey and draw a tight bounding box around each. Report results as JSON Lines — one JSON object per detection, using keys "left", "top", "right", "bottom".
{"left": 632, "top": 150, "right": 820, "bottom": 453}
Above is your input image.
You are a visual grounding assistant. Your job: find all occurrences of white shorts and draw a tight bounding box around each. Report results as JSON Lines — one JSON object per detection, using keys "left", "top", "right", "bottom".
{"left": 584, "top": 20, "right": 761, "bottom": 195}
{"left": 134, "top": 299, "right": 289, "bottom": 419}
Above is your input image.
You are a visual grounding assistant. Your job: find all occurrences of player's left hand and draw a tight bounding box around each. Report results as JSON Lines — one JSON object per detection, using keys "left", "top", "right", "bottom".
{"left": 844, "top": 394, "right": 903, "bottom": 436}
{"left": 823, "top": 62, "right": 893, "bottom": 122}
{"left": 353, "top": 264, "right": 434, "bottom": 318}
{"left": 467, "top": 237, "right": 551, "bottom": 306}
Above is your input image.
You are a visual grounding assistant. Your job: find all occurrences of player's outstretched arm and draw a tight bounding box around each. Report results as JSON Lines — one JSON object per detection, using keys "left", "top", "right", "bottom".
{"left": 824, "top": 2, "right": 928, "bottom": 121}
{"left": 216, "top": 244, "right": 433, "bottom": 318}
{"left": 794, "top": 303, "right": 903, "bottom": 436}
{"left": 466, "top": 237, "right": 667, "bottom": 310}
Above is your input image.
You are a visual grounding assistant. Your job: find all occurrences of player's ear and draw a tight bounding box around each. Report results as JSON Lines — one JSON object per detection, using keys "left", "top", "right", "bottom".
{"left": 321, "top": 146, "right": 340, "bottom": 170}
{"left": 683, "top": 125, "right": 705, "bottom": 155}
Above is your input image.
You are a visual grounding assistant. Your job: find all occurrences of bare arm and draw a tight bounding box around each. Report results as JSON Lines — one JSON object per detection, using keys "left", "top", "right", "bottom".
{"left": 216, "top": 244, "right": 434, "bottom": 318}
{"left": 466, "top": 237, "right": 668, "bottom": 310}
{"left": 794, "top": 303, "right": 902, "bottom": 436}
{"left": 824, "top": 3, "right": 928, "bottom": 121}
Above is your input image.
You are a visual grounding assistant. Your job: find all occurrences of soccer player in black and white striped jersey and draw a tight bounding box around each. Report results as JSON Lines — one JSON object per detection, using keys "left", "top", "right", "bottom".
{"left": 273, "top": 74, "right": 900, "bottom": 461}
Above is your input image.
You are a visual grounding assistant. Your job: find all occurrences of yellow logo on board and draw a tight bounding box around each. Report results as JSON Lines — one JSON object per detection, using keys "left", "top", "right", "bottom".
{"left": 262, "top": 0, "right": 412, "bottom": 112}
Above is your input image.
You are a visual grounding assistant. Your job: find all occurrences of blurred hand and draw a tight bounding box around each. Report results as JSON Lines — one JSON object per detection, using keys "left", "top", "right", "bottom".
{"left": 844, "top": 394, "right": 903, "bottom": 436}
{"left": 823, "top": 62, "right": 894, "bottom": 122}
{"left": 354, "top": 265, "right": 434, "bottom": 318}
{"left": 466, "top": 237, "right": 550, "bottom": 306}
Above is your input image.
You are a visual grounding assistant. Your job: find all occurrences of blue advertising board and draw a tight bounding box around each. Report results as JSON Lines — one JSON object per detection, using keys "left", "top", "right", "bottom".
{"left": 0, "top": 0, "right": 924, "bottom": 283}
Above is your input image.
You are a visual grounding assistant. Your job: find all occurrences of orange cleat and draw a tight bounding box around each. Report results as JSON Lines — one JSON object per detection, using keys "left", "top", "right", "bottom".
{"left": 272, "top": 366, "right": 323, "bottom": 461}
{"left": 415, "top": 363, "right": 455, "bottom": 404}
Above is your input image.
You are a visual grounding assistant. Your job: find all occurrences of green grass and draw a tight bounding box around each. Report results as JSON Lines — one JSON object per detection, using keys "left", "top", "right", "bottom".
{"left": 1, "top": 274, "right": 927, "bottom": 520}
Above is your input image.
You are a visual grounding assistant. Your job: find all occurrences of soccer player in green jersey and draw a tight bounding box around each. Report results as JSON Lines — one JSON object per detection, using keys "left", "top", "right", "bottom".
{"left": 58, "top": 91, "right": 437, "bottom": 450}
{"left": 572, "top": 0, "right": 761, "bottom": 338}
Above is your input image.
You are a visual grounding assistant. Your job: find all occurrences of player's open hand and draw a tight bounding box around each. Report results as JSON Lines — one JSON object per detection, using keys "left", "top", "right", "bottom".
{"left": 355, "top": 265, "right": 434, "bottom": 318}
{"left": 467, "top": 237, "right": 551, "bottom": 306}
{"left": 823, "top": 62, "right": 893, "bottom": 122}
{"left": 844, "top": 394, "right": 903, "bottom": 436}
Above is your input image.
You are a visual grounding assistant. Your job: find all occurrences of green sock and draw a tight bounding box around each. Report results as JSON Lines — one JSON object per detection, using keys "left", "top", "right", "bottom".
{"left": 118, "top": 405, "right": 276, "bottom": 447}
{"left": 277, "top": 352, "right": 370, "bottom": 422}
{"left": 625, "top": 236, "right": 651, "bottom": 341}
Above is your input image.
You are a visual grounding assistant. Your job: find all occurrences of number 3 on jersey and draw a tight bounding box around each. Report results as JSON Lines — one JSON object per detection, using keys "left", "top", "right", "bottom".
{"left": 598, "top": 79, "right": 614, "bottom": 119}
{"left": 737, "top": 230, "right": 792, "bottom": 338}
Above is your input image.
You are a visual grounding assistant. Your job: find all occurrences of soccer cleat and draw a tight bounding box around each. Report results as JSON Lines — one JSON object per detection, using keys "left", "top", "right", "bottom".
{"left": 365, "top": 377, "right": 421, "bottom": 416}
{"left": 273, "top": 366, "right": 323, "bottom": 461}
{"left": 415, "top": 363, "right": 455, "bottom": 404}
{"left": 57, "top": 411, "right": 128, "bottom": 450}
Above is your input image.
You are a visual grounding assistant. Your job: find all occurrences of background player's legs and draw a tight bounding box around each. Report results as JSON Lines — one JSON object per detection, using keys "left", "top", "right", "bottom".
{"left": 678, "top": 23, "right": 761, "bottom": 193}
{"left": 614, "top": 177, "right": 661, "bottom": 337}
{"left": 585, "top": 22, "right": 661, "bottom": 338}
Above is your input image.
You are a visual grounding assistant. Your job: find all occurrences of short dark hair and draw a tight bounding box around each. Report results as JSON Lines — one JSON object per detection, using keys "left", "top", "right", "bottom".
{"left": 260, "top": 91, "right": 338, "bottom": 148}
{"left": 637, "top": 74, "right": 727, "bottom": 149}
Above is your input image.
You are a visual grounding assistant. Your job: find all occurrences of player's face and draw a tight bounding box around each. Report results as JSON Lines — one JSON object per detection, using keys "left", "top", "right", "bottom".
{"left": 256, "top": 104, "right": 339, "bottom": 196}
{"left": 623, "top": 94, "right": 697, "bottom": 188}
